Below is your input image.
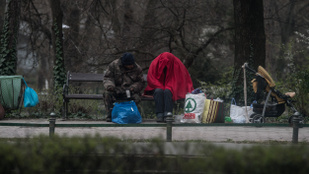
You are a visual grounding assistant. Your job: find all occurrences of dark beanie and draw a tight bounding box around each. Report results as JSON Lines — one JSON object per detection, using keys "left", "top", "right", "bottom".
{"left": 121, "top": 53, "right": 135, "bottom": 65}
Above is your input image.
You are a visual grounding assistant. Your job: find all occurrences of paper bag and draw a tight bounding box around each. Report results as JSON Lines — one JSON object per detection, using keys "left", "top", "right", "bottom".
{"left": 202, "top": 99, "right": 225, "bottom": 123}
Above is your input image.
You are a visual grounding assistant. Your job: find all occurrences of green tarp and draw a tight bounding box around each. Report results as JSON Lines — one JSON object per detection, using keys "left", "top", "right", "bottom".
{"left": 0, "top": 76, "right": 23, "bottom": 110}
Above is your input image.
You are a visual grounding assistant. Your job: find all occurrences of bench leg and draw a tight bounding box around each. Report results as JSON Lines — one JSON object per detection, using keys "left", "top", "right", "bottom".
{"left": 62, "top": 100, "right": 65, "bottom": 119}
{"left": 62, "top": 100, "right": 68, "bottom": 119}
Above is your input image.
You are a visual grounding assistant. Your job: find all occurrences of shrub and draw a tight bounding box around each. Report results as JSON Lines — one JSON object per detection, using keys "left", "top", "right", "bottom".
{"left": 0, "top": 135, "right": 309, "bottom": 174}
{"left": 277, "top": 67, "right": 309, "bottom": 119}
{"left": 5, "top": 87, "right": 105, "bottom": 120}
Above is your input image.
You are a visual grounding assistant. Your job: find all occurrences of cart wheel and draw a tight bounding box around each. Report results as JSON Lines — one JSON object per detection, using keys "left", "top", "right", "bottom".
{"left": 252, "top": 114, "right": 265, "bottom": 123}
{"left": 249, "top": 113, "right": 258, "bottom": 123}
{"left": 288, "top": 116, "right": 305, "bottom": 126}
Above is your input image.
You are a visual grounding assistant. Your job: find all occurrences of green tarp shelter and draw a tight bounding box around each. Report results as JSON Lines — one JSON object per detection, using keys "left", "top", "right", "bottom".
{"left": 0, "top": 75, "right": 24, "bottom": 110}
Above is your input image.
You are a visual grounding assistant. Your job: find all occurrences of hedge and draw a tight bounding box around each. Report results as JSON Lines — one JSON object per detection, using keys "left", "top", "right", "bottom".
{"left": 0, "top": 135, "right": 308, "bottom": 174}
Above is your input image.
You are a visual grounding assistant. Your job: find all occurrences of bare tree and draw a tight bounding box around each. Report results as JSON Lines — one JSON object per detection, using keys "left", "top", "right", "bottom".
{"left": 12, "top": 0, "right": 239, "bottom": 90}
{"left": 264, "top": 0, "right": 309, "bottom": 80}
{"left": 19, "top": 0, "right": 53, "bottom": 90}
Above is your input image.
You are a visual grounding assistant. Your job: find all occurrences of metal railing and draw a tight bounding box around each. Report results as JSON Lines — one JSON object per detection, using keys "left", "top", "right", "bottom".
{"left": 0, "top": 115, "right": 308, "bottom": 144}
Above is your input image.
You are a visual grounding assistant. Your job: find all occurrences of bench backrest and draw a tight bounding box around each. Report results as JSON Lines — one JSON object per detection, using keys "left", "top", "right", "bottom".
{"left": 67, "top": 72, "right": 104, "bottom": 84}
{"left": 67, "top": 71, "right": 148, "bottom": 84}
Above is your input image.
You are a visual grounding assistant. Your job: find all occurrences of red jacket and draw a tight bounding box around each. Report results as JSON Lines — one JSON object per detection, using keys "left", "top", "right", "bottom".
{"left": 144, "top": 52, "right": 194, "bottom": 101}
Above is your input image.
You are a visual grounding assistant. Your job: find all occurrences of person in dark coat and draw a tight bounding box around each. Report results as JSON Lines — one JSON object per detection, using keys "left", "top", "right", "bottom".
{"left": 103, "top": 53, "right": 145, "bottom": 122}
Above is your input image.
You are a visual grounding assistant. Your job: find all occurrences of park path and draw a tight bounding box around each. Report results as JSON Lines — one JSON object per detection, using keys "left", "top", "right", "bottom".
{"left": 0, "top": 119, "right": 308, "bottom": 143}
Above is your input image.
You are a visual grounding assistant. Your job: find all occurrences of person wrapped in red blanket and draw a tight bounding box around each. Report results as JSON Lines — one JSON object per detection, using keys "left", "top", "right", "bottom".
{"left": 144, "top": 52, "right": 194, "bottom": 122}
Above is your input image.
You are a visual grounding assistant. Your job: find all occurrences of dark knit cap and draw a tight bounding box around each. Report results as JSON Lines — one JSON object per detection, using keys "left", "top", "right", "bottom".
{"left": 121, "top": 53, "right": 135, "bottom": 65}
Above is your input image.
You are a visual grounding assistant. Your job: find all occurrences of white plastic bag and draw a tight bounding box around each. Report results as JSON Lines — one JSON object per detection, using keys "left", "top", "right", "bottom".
{"left": 230, "top": 98, "right": 252, "bottom": 123}
{"left": 181, "top": 93, "right": 206, "bottom": 123}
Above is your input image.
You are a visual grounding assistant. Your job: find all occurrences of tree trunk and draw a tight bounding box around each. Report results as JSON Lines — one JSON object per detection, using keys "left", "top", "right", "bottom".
{"left": 121, "top": 0, "right": 134, "bottom": 48}
{"left": 276, "top": 0, "right": 296, "bottom": 79}
{"left": 37, "top": 50, "right": 50, "bottom": 91}
{"left": 232, "top": 0, "right": 266, "bottom": 104}
{"left": 63, "top": 8, "right": 81, "bottom": 72}
{"left": 49, "top": 0, "right": 65, "bottom": 89}
{"left": 0, "top": 0, "right": 6, "bottom": 31}
{"left": 0, "top": 0, "right": 21, "bottom": 75}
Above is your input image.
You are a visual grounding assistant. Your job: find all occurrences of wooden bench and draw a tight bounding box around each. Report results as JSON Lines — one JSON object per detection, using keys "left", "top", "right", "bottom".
{"left": 62, "top": 71, "right": 155, "bottom": 119}
{"left": 62, "top": 71, "right": 186, "bottom": 119}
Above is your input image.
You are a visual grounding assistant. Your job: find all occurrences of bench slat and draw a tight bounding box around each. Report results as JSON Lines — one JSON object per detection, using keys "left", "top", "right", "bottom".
{"left": 69, "top": 73, "right": 104, "bottom": 82}
{"left": 65, "top": 94, "right": 103, "bottom": 100}
{"left": 65, "top": 94, "right": 154, "bottom": 101}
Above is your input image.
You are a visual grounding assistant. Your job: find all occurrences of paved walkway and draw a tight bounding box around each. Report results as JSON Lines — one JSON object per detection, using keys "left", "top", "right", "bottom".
{"left": 0, "top": 119, "right": 308, "bottom": 143}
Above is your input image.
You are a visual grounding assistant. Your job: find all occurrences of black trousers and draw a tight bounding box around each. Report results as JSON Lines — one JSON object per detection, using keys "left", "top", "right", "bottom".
{"left": 153, "top": 88, "right": 173, "bottom": 117}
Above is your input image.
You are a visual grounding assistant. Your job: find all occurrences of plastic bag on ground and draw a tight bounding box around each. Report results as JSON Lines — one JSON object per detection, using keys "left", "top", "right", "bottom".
{"left": 181, "top": 93, "right": 206, "bottom": 123}
{"left": 230, "top": 98, "right": 252, "bottom": 123}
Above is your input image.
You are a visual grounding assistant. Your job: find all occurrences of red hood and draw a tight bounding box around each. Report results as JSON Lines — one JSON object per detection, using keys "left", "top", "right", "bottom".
{"left": 144, "top": 52, "right": 194, "bottom": 101}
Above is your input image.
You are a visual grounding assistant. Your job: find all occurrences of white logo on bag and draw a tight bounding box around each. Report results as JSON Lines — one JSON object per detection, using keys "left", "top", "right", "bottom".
{"left": 185, "top": 98, "right": 196, "bottom": 113}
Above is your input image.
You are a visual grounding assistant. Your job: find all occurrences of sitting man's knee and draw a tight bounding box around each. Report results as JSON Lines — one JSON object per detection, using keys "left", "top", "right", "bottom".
{"left": 154, "top": 88, "right": 164, "bottom": 94}
{"left": 132, "top": 94, "right": 141, "bottom": 104}
{"left": 103, "top": 90, "right": 114, "bottom": 97}
{"left": 164, "top": 89, "right": 172, "bottom": 94}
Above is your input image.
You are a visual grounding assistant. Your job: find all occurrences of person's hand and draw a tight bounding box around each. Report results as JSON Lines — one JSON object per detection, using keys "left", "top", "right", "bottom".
{"left": 107, "top": 86, "right": 115, "bottom": 92}
{"left": 130, "top": 88, "right": 135, "bottom": 93}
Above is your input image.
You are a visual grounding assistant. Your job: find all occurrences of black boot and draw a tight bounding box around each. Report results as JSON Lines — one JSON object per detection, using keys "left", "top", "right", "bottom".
{"left": 163, "top": 112, "right": 173, "bottom": 123}
{"left": 156, "top": 113, "right": 164, "bottom": 123}
{"left": 106, "top": 117, "right": 111, "bottom": 122}
{"left": 106, "top": 109, "right": 112, "bottom": 122}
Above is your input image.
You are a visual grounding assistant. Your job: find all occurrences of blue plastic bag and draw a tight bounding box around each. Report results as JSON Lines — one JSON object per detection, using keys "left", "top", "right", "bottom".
{"left": 23, "top": 78, "right": 39, "bottom": 107}
{"left": 112, "top": 101, "right": 142, "bottom": 124}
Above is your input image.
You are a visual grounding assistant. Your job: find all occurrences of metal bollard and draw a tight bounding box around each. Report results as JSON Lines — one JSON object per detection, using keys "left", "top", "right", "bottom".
{"left": 166, "top": 116, "right": 174, "bottom": 142}
{"left": 49, "top": 112, "right": 56, "bottom": 137}
{"left": 292, "top": 112, "right": 301, "bottom": 144}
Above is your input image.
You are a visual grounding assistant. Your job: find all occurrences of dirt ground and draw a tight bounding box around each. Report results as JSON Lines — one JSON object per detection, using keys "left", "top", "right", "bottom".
{"left": 0, "top": 118, "right": 308, "bottom": 143}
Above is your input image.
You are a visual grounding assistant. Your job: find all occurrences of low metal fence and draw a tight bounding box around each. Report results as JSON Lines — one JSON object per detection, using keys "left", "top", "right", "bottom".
{"left": 0, "top": 115, "right": 308, "bottom": 144}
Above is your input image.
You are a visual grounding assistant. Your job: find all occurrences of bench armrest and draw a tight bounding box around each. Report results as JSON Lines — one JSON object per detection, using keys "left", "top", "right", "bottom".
{"left": 63, "top": 84, "right": 69, "bottom": 97}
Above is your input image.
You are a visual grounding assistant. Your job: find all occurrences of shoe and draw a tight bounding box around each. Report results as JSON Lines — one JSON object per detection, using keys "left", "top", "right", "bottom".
{"left": 106, "top": 110, "right": 112, "bottom": 122}
{"left": 156, "top": 113, "right": 164, "bottom": 123}
{"left": 164, "top": 112, "right": 173, "bottom": 117}
{"left": 164, "top": 112, "right": 174, "bottom": 123}
{"left": 156, "top": 117, "right": 164, "bottom": 123}
{"left": 106, "top": 117, "right": 111, "bottom": 122}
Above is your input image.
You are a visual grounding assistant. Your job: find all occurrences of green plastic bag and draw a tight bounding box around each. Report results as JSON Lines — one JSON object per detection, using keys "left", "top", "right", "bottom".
{"left": 225, "top": 116, "right": 232, "bottom": 123}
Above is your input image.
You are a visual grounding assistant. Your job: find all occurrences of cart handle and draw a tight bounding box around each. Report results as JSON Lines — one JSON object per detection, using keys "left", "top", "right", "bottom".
{"left": 242, "top": 62, "right": 256, "bottom": 74}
